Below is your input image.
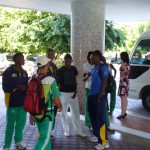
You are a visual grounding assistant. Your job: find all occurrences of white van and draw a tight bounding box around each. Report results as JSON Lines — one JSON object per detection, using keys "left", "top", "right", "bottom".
{"left": 129, "top": 30, "right": 150, "bottom": 112}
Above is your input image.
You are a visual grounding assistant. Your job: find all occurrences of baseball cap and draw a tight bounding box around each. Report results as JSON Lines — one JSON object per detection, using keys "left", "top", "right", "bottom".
{"left": 36, "top": 56, "right": 50, "bottom": 67}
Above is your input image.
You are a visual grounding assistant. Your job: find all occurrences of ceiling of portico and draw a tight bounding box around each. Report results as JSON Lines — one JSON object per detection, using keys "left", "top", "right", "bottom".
{"left": 0, "top": 0, "right": 150, "bottom": 22}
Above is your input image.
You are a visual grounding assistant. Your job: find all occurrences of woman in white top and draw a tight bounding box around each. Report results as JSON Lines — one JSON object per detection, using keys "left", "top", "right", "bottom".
{"left": 83, "top": 51, "right": 94, "bottom": 130}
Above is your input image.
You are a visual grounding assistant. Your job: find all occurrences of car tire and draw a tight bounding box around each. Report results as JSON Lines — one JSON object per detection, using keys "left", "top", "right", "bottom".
{"left": 142, "top": 93, "right": 150, "bottom": 112}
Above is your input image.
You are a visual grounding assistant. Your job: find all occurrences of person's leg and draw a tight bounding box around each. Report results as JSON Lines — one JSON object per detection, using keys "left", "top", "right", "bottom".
{"left": 105, "top": 100, "right": 110, "bottom": 128}
{"left": 88, "top": 95, "right": 99, "bottom": 137}
{"left": 69, "top": 93, "right": 83, "bottom": 134}
{"left": 52, "top": 105, "right": 58, "bottom": 130}
{"left": 3, "top": 108, "right": 17, "bottom": 149}
{"left": 110, "top": 80, "right": 116, "bottom": 113}
{"left": 122, "top": 95, "right": 128, "bottom": 115}
{"left": 14, "top": 107, "right": 27, "bottom": 144}
{"left": 34, "top": 119, "right": 52, "bottom": 150}
{"left": 97, "top": 96, "right": 108, "bottom": 145}
{"left": 60, "top": 92, "right": 69, "bottom": 133}
{"left": 125, "top": 96, "right": 128, "bottom": 113}
{"left": 84, "top": 88, "right": 91, "bottom": 127}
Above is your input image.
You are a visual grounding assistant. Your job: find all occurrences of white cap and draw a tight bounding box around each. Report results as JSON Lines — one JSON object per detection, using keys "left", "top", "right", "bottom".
{"left": 36, "top": 56, "right": 50, "bottom": 67}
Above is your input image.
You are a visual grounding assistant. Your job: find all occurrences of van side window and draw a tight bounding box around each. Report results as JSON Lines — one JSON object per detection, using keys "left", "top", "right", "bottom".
{"left": 131, "top": 39, "right": 150, "bottom": 65}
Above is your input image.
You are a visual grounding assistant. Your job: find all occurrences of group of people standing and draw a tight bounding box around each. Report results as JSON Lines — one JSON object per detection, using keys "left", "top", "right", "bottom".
{"left": 83, "top": 50, "right": 130, "bottom": 149}
{"left": 2, "top": 48, "right": 130, "bottom": 150}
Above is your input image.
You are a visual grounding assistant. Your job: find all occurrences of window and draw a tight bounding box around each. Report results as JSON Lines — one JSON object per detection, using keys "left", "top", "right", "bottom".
{"left": 131, "top": 39, "right": 150, "bottom": 65}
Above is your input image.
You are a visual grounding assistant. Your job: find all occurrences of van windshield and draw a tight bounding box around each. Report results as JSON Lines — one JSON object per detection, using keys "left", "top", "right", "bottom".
{"left": 131, "top": 39, "right": 150, "bottom": 65}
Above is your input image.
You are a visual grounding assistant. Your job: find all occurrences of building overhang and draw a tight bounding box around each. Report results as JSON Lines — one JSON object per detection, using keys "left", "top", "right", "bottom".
{"left": 0, "top": 0, "right": 150, "bottom": 22}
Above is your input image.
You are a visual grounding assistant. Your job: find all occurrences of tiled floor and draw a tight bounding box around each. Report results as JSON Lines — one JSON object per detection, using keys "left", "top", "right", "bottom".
{"left": 0, "top": 75, "right": 150, "bottom": 150}
{"left": 0, "top": 97, "right": 150, "bottom": 150}
{"left": 0, "top": 112, "right": 150, "bottom": 150}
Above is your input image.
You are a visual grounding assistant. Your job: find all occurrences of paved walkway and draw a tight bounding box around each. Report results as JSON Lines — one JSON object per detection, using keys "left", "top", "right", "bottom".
{"left": 0, "top": 97, "right": 150, "bottom": 150}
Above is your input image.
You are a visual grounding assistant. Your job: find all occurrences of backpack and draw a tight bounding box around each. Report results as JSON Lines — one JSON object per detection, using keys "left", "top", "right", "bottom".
{"left": 24, "top": 74, "right": 53, "bottom": 122}
{"left": 98, "top": 64, "right": 114, "bottom": 93}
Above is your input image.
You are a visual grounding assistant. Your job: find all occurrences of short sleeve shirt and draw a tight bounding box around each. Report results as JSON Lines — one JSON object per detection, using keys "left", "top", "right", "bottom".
{"left": 57, "top": 66, "right": 78, "bottom": 92}
{"left": 90, "top": 63, "right": 109, "bottom": 95}
{"left": 83, "top": 62, "right": 94, "bottom": 89}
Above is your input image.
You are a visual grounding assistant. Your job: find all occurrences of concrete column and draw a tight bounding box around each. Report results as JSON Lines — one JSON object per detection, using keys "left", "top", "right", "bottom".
{"left": 71, "top": 0, "right": 105, "bottom": 113}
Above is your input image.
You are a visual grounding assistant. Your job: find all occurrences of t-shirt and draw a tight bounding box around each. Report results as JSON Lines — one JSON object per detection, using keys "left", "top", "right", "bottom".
{"left": 90, "top": 63, "right": 108, "bottom": 95}
{"left": 57, "top": 66, "right": 78, "bottom": 92}
{"left": 83, "top": 62, "right": 94, "bottom": 89}
{"left": 47, "top": 62, "right": 57, "bottom": 78}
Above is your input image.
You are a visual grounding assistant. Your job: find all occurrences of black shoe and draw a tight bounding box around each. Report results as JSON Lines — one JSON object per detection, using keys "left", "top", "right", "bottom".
{"left": 117, "top": 113, "right": 127, "bottom": 119}
{"left": 88, "top": 126, "right": 93, "bottom": 132}
{"left": 107, "top": 127, "right": 115, "bottom": 133}
{"left": 51, "top": 135, "right": 55, "bottom": 140}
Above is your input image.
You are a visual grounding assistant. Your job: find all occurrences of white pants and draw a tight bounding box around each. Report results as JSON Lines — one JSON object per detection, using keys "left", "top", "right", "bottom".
{"left": 60, "top": 92, "right": 83, "bottom": 134}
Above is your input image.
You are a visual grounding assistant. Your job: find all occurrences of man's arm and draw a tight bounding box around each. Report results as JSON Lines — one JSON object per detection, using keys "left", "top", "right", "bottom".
{"left": 53, "top": 98, "right": 62, "bottom": 112}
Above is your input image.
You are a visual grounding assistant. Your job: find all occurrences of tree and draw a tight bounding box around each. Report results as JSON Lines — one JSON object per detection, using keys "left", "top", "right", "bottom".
{"left": 0, "top": 7, "right": 70, "bottom": 53}
{"left": 105, "top": 21, "right": 126, "bottom": 51}
{"left": 0, "top": 7, "right": 125, "bottom": 54}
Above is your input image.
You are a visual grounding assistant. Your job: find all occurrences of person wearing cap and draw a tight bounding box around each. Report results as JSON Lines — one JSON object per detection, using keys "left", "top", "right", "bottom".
{"left": 88, "top": 50, "right": 109, "bottom": 150}
{"left": 57, "top": 54, "right": 86, "bottom": 137}
{"left": 2, "top": 52, "right": 28, "bottom": 150}
{"left": 29, "top": 56, "right": 62, "bottom": 150}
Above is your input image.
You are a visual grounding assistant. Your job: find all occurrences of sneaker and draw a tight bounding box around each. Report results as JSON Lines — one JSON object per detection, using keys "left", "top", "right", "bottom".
{"left": 64, "top": 131, "right": 70, "bottom": 136}
{"left": 103, "top": 142, "right": 109, "bottom": 148}
{"left": 95, "top": 144, "right": 104, "bottom": 150}
{"left": 90, "top": 136, "right": 98, "bottom": 142}
{"left": 107, "top": 127, "right": 115, "bottom": 133}
{"left": 95, "top": 142, "right": 109, "bottom": 150}
{"left": 76, "top": 132, "right": 86, "bottom": 138}
{"left": 16, "top": 142, "right": 26, "bottom": 150}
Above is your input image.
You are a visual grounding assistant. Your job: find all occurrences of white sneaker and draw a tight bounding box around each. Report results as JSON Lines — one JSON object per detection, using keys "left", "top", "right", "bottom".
{"left": 95, "top": 144, "right": 104, "bottom": 150}
{"left": 76, "top": 132, "right": 86, "bottom": 137}
{"left": 16, "top": 142, "right": 26, "bottom": 150}
{"left": 64, "top": 131, "right": 70, "bottom": 136}
{"left": 103, "top": 142, "right": 109, "bottom": 148}
{"left": 95, "top": 142, "right": 109, "bottom": 150}
{"left": 90, "top": 136, "right": 98, "bottom": 142}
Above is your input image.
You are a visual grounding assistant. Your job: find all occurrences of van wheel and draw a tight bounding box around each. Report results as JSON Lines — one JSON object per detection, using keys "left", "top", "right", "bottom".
{"left": 142, "top": 93, "right": 150, "bottom": 112}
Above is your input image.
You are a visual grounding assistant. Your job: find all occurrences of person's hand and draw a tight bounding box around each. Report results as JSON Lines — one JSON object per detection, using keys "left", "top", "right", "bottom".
{"left": 87, "top": 72, "right": 91, "bottom": 77}
{"left": 16, "top": 84, "right": 26, "bottom": 91}
{"left": 54, "top": 98, "right": 62, "bottom": 112}
{"left": 30, "top": 115, "right": 35, "bottom": 126}
{"left": 71, "top": 92, "right": 77, "bottom": 99}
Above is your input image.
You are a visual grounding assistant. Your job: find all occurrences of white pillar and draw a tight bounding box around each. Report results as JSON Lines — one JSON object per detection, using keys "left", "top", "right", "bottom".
{"left": 71, "top": 0, "right": 105, "bottom": 113}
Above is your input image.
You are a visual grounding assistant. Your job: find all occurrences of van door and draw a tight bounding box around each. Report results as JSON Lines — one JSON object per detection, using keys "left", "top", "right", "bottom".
{"left": 129, "top": 39, "right": 150, "bottom": 112}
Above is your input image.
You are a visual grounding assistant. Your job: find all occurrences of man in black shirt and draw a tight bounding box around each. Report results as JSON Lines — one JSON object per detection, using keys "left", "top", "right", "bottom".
{"left": 57, "top": 54, "right": 86, "bottom": 137}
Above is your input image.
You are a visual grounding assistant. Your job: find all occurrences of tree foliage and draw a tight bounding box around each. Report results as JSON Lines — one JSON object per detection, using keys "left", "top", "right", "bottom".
{"left": 0, "top": 7, "right": 125, "bottom": 54}
{"left": 105, "top": 21, "right": 126, "bottom": 51}
{"left": 0, "top": 7, "right": 70, "bottom": 53}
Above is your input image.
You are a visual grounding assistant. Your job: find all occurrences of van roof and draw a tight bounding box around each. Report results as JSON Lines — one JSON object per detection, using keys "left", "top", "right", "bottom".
{"left": 139, "top": 30, "right": 150, "bottom": 39}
